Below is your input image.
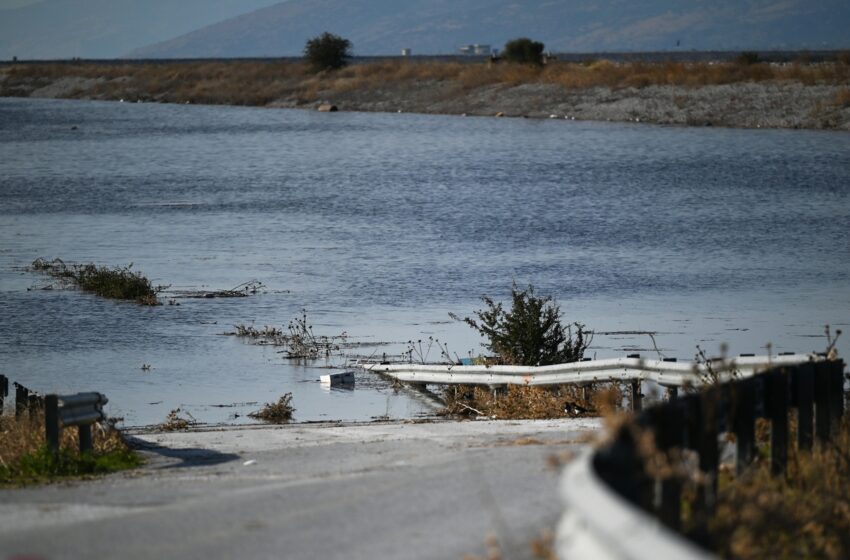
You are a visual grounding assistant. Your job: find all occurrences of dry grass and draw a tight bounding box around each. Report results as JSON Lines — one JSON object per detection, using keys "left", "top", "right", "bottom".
{"left": 0, "top": 413, "right": 139, "bottom": 485}
{"left": 442, "top": 382, "right": 625, "bottom": 420}
{"left": 3, "top": 59, "right": 848, "bottom": 108}
{"left": 834, "top": 88, "right": 850, "bottom": 107}
{"left": 707, "top": 417, "right": 850, "bottom": 559}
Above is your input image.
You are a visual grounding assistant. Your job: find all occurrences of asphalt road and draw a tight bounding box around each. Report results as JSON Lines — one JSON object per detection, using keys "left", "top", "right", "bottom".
{"left": 0, "top": 418, "right": 600, "bottom": 560}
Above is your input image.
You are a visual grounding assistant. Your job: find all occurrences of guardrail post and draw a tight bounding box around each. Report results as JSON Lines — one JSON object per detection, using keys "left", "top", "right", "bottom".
{"left": 732, "top": 379, "right": 756, "bottom": 475}
{"left": 28, "top": 393, "right": 42, "bottom": 419}
{"left": 655, "top": 405, "right": 684, "bottom": 531}
{"left": 767, "top": 370, "right": 788, "bottom": 476}
{"left": 0, "top": 374, "right": 7, "bottom": 412}
{"left": 631, "top": 380, "right": 642, "bottom": 412}
{"left": 795, "top": 363, "right": 815, "bottom": 451}
{"left": 698, "top": 389, "right": 719, "bottom": 514}
{"left": 15, "top": 383, "right": 28, "bottom": 418}
{"left": 45, "top": 395, "right": 60, "bottom": 455}
{"left": 828, "top": 360, "right": 845, "bottom": 435}
{"left": 815, "top": 362, "right": 831, "bottom": 443}
{"left": 78, "top": 424, "right": 93, "bottom": 454}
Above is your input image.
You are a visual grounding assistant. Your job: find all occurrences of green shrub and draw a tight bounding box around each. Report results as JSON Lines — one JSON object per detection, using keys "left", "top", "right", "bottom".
{"left": 304, "top": 32, "right": 352, "bottom": 71}
{"left": 503, "top": 38, "right": 545, "bottom": 65}
{"left": 735, "top": 51, "right": 761, "bottom": 65}
{"left": 451, "top": 284, "right": 591, "bottom": 366}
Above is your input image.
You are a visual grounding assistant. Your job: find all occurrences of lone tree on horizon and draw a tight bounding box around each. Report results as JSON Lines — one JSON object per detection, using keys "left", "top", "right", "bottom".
{"left": 304, "top": 32, "right": 352, "bottom": 71}
{"left": 503, "top": 37, "right": 545, "bottom": 65}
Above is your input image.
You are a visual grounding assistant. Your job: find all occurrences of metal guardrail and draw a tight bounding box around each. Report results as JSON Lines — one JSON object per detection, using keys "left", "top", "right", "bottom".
{"left": 556, "top": 359, "right": 846, "bottom": 560}
{"left": 364, "top": 353, "right": 818, "bottom": 388}
{"left": 45, "top": 393, "right": 109, "bottom": 454}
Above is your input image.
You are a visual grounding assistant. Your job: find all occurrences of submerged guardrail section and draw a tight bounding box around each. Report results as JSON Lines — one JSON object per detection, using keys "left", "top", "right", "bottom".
{"left": 364, "top": 353, "right": 817, "bottom": 387}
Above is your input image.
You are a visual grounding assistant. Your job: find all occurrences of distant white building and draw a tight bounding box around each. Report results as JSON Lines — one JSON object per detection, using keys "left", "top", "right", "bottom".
{"left": 459, "top": 44, "right": 491, "bottom": 56}
{"left": 401, "top": 48, "right": 411, "bottom": 57}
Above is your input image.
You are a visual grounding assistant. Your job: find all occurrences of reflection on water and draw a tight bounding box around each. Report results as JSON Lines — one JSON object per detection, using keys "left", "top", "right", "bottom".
{"left": 0, "top": 98, "right": 848, "bottom": 426}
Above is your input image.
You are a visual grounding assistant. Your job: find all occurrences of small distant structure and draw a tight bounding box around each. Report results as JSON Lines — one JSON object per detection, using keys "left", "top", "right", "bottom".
{"left": 401, "top": 48, "right": 412, "bottom": 57}
{"left": 459, "top": 44, "right": 491, "bottom": 56}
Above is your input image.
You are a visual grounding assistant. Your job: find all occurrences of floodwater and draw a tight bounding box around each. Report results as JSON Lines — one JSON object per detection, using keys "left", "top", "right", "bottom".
{"left": 1, "top": 97, "right": 848, "bottom": 426}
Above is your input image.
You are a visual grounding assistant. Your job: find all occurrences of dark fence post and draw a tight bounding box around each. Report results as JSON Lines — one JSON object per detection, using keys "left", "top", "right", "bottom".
{"left": 0, "top": 374, "right": 7, "bottom": 412}
{"left": 27, "top": 393, "right": 42, "bottom": 419}
{"left": 767, "top": 370, "right": 789, "bottom": 476}
{"left": 828, "top": 360, "right": 845, "bottom": 434}
{"left": 654, "top": 404, "right": 684, "bottom": 531}
{"left": 45, "top": 395, "right": 60, "bottom": 455}
{"left": 795, "top": 363, "right": 815, "bottom": 451}
{"left": 15, "top": 383, "right": 28, "bottom": 418}
{"left": 732, "top": 378, "right": 756, "bottom": 475}
{"left": 631, "top": 380, "right": 642, "bottom": 412}
{"left": 815, "top": 362, "right": 832, "bottom": 443}
{"left": 78, "top": 424, "right": 93, "bottom": 454}
{"left": 666, "top": 386, "right": 678, "bottom": 401}
{"left": 697, "top": 389, "right": 719, "bottom": 516}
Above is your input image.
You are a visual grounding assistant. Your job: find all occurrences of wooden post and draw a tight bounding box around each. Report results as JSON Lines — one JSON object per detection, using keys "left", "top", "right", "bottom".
{"left": 699, "top": 389, "right": 719, "bottom": 513}
{"left": 655, "top": 405, "right": 684, "bottom": 531}
{"left": 0, "top": 374, "right": 7, "bottom": 413}
{"left": 828, "top": 360, "right": 845, "bottom": 434}
{"left": 15, "top": 384, "right": 28, "bottom": 418}
{"left": 733, "top": 379, "right": 756, "bottom": 475}
{"left": 796, "top": 363, "right": 815, "bottom": 451}
{"left": 666, "top": 386, "right": 678, "bottom": 401}
{"left": 27, "top": 393, "right": 41, "bottom": 419}
{"left": 768, "top": 370, "right": 788, "bottom": 476}
{"left": 78, "top": 425, "right": 93, "bottom": 454}
{"left": 815, "top": 362, "right": 831, "bottom": 443}
{"left": 45, "top": 395, "right": 60, "bottom": 455}
{"left": 631, "top": 380, "right": 642, "bottom": 412}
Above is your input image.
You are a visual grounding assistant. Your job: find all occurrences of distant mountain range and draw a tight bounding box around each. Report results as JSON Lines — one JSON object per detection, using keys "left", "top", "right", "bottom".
{"left": 0, "top": 0, "right": 281, "bottom": 60}
{"left": 3, "top": 0, "right": 849, "bottom": 61}
{"left": 130, "top": 0, "right": 850, "bottom": 58}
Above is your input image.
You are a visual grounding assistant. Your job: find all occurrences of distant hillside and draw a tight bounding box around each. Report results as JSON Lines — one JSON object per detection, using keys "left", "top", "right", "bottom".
{"left": 0, "top": 0, "right": 282, "bottom": 60}
{"left": 130, "top": 0, "right": 850, "bottom": 58}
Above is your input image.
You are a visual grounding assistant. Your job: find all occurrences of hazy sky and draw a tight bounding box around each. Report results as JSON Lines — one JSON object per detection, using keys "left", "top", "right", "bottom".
{"left": 0, "top": 0, "right": 41, "bottom": 8}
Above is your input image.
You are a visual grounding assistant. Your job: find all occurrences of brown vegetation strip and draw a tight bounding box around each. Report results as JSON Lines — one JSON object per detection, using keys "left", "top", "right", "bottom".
{"left": 2, "top": 59, "right": 849, "bottom": 107}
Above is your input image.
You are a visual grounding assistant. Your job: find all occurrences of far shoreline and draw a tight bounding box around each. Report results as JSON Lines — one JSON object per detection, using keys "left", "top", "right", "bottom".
{"left": 2, "top": 57, "right": 848, "bottom": 131}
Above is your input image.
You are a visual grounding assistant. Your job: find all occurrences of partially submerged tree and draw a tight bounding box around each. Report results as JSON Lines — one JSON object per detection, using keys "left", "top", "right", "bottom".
{"left": 503, "top": 37, "right": 545, "bottom": 65}
{"left": 304, "top": 32, "right": 352, "bottom": 71}
{"left": 452, "top": 284, "right": 591, "bottom": 366}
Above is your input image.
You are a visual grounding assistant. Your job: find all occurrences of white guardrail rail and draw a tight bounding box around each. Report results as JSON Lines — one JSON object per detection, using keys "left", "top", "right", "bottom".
{"left": 557, "top": 448, "right": 714, "bottom": 560}
{"left": 364, "top": 353, "right": 819, "bottom": 387}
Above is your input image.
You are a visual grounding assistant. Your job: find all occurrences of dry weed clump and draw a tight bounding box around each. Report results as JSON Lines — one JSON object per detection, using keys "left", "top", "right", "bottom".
{"left": 708, "top": 417, "right": 850, "bottom": 560}
{"left": 248, "top": 393, "right": 294, "bottom": 423}
{"left": 834, "top": 88, "right": 850, "bottom": 108}
{"left": 0, "top": 413, "right": 139, "bottom": 485}
{"left": 442, "top": 382, "right": 624, "bottom": 420}
{"left": 159, "top": 408, "right": 196, "bottom": 431}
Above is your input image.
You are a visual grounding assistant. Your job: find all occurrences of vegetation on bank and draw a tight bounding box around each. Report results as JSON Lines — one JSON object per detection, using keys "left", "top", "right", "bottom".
{"left": 0, "top": 413, "right": 141, "bottom": 486}
{"left": 2, "top": 56, "right": 849, "bottom": 109}
{"left": 704, "top": 416, "right": 850, "bottom": 559}
{"left": 30, "top": 257, "right": 163, "bottom": 305}
{"left": 443, "top": 284, "right": 612, "bottom": 420}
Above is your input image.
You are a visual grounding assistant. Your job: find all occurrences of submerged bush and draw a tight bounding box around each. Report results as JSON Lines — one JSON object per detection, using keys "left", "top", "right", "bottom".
{"left": 248, "top": 393, "right": 295, "bottom": 423}
{"left": 451, "top": 284, "right": 591, "bottom": 366}
{"left": 30, "top": 258, "right": 163, "bottom": 305}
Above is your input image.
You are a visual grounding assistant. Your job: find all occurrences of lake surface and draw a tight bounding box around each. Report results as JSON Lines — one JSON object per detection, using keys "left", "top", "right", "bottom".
{"left": 1, "top": 97, "right": 848, "bottom": 426}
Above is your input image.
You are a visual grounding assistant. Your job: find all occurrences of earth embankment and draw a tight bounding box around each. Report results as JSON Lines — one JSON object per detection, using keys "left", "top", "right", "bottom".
{"left": 2, "top": 59, "right": 849, "bottom": 130}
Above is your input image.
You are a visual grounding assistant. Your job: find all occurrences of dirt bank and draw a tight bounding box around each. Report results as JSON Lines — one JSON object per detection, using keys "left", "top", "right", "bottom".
{"left": 2, "top": 60, "right": 849, "bottom": 130}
